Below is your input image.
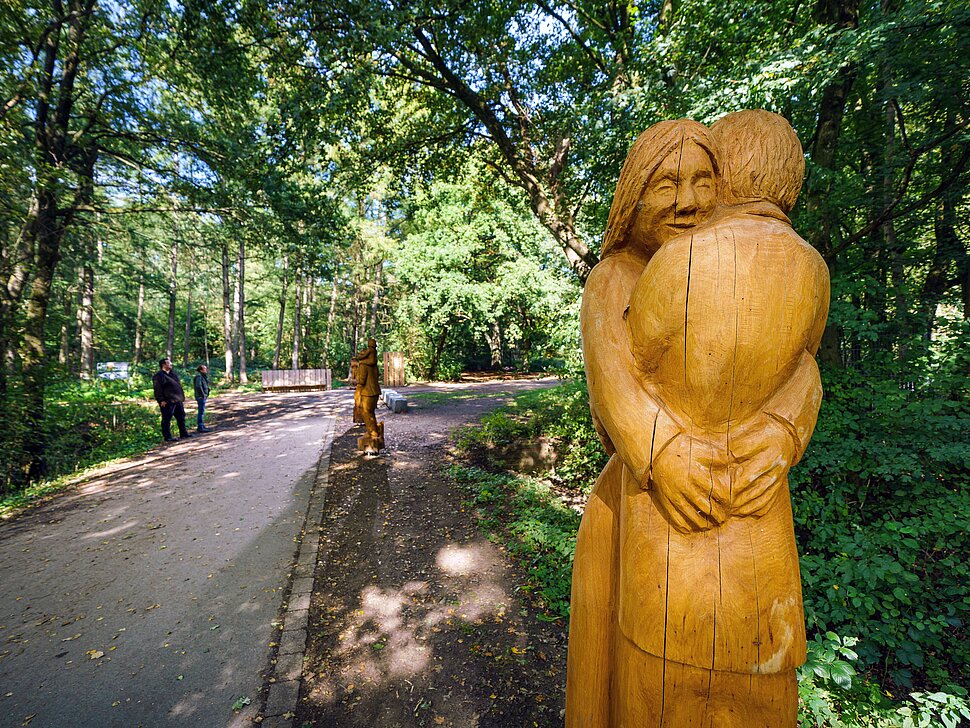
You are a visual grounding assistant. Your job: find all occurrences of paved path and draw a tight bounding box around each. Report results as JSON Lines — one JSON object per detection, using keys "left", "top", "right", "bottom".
{"left": 0, "top": 390, "right": 348, "bottom": 728}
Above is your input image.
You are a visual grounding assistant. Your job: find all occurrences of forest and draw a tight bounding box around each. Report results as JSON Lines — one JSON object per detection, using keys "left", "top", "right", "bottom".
{"left": 0, "top": 0, "right": 967, "bottom": 722}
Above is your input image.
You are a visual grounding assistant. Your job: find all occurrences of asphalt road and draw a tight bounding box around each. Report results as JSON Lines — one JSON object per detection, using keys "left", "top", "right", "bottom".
{"left": 0, "top": 389, "right": 347, "bottom": 728}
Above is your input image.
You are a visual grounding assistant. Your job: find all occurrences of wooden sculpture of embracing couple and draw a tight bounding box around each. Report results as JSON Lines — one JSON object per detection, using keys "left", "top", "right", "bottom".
{"left": 566, "top": 109, "right": 831, "bottom": 727}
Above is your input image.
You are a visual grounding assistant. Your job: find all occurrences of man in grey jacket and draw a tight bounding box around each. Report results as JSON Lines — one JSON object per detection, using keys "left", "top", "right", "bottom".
{"left": 193, "top": 365, "right": 213, "bottom": 433}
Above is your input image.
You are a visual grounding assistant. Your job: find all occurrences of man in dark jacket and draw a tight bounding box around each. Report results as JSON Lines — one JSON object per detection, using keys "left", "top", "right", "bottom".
{"left": 193, "top": 364, "right": 212, "bottom": 433}
{"left": 152, "top": 358, "right": 192, "bottom": 442}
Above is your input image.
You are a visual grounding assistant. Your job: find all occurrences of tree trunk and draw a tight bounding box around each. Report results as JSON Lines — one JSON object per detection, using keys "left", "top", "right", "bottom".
{"left": 292, "top": 267, "right": 303, "bottom": 369}
{"left": 183, "top": 288, "right": 192, "bottom": 368}
{"left": 58, "top": 290, "right": 71, "bottom": 367}
{"left": 273, "top": 255, "right": 288, "bottom": 369}
{"left": 201, "top": 299, "right": 210, "bottom": 367}
{"left": 133, "top": 279, "right": 145, "bottom": 368}
{"left": 20, "top": 187, "right": 72, "bottom": 479}
{"left": 221, "top": 240, "right": 234, "bottom": 381}
{"left": 12, "top": 0, "right": 97, "bottom": 481}
{"left": 369, "top": 261, "right": 382, "bottom": 339}
{"left": 485, "top": 320, "right": 502, "bottom": 368}
{"left": 231, "top": 266, "right": 240, "bottom": 362}
{"left": 301, "top": 276, "right": 313, "bottom": 368}
{"left": 920, "top": 108, "right": 968, "bottom": 336}
{"left": 350, "top": 275, "right": 362, "bottom": 362}
{"left": 166, "top": 234, "right": 178, "bottom": 361}
{"left": 884, "top": 98, "right": 908, "bottom": 360}
{"left": 323, "top": 269, "right": 339, "bottom": 369}
{"left": 428, "top": 321, "right": 450, "bottom": 380}
{"left": 802, "top": 0, "right": 860, "bottom": 369}
{"left": 237, "top": 239, "right": 248, "bottom": 384}
{"left": 78, "top": 259, "right": 94, "bottom": 379}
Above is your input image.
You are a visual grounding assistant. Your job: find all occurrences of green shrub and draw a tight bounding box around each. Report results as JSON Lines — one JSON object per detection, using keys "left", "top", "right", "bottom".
{"left": 1, "top": 378, "right": 159, "bottom": 510}
{"left": 41, "top": 379, "right": 159, "bottom": 477}
{"left": 453, "top": 380, "right": 608, "bottom": 490}
{"left": 792, "top": 367, "right": 970, "bottom": 689}
{"left": 798, "top": 631, "right": 970, "bottom": 728}
{"left": 448, "top": 464, "right": 580, "bottom": 619}
{"left": 452, "top": 377, "right": 969, "bottom": 723}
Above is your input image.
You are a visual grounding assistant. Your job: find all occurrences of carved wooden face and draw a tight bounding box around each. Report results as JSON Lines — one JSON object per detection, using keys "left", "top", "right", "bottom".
{"left": 629, "top": 139, "right": 717, "bottom": 255}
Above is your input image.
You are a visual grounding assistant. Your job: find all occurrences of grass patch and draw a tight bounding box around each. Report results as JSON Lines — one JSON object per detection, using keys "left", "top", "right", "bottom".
{"left": 408, "top": 390, "right": 503, "bottom": 406}
{"left": 446, "top": 381, "right": 591, "bottom": 620}
{"left": 448, "top": 464, "right": 579, "bottom": 620}
{"left": 453, "top": 380, "right": 607, "bottom": 491}
{"left": 1, "top": 395, "right": 158, "bottom": 518}
{"left": 2, "top": 378, "right": 165, "bottom": 514}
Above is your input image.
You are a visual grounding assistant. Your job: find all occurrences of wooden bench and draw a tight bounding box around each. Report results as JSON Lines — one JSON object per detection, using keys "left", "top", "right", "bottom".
{"left": 261, "top": 368, "right": 332, "bottom": 392}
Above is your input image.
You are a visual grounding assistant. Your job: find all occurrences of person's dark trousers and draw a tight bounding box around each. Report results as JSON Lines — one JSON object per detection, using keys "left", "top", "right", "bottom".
{"left": 196, "top": 398, "right": 206, "bottom": 430}
{"left": 161, "top": 402, "right": 190, "bottom": 440}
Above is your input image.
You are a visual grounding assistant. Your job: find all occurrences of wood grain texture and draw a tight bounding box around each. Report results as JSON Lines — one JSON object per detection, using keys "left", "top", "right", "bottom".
{"left": 567, "top": 110, "right": 830, "bottom": 726}
{"left": 261, "top": 368, "right": 332, "bottom": 391}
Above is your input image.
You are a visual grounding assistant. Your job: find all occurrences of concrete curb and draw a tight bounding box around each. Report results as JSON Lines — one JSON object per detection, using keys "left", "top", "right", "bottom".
{"left": 259, "top": 415, "right": 336, "bottom": 727}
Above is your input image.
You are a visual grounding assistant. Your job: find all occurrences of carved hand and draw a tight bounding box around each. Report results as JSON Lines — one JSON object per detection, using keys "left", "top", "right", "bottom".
{"left": 729, "top": 414, "right": 799, "bottom": 518}
{"left": 648, "top": 433, "right": 731, "bottom": 533}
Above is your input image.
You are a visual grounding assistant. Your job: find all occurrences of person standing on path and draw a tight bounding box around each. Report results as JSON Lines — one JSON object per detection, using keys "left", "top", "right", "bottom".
{"left": 153, "top": 358, "right": 193, "bottom": 442}
{"left": 193, "top": 364, "right": 213, "bottom": 432}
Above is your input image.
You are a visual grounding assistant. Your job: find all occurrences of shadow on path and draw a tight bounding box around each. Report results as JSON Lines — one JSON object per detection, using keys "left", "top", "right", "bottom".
{"left": 298, "top": 384, "right": 567, "bottom": 728}
{"left": 0, "top": 391, "right": 344, "bottom": 727}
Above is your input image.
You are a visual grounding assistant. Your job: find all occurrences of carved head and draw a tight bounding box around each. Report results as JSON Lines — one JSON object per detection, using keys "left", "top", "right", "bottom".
{"left": 710, "top": 110, "right": 804, "bottom": 212}
{"left": 602, "top": 119, "right": 719, "bottom": 259}
{"left": 368, "top": 338, "right": 376, "bottom": 348}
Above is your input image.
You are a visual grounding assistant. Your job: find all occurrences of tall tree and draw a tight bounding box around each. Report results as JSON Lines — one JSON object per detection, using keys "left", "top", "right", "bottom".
{"left": 270, "top": 0, "right": 659, "bottom": 282}
{"left": 166, "top": 232, "right": 178, "bottom": 361}
{"left": 273, "top": 255, "right": 288, "bottom": 370}
{"left": 221, "top": 239, "right": 233, "bottom": 381}
{"left": 236, "top": 238, "right": 247, "bottom": 384}
{"left": 292, "top": 265, "right": 302, "bottom": 369}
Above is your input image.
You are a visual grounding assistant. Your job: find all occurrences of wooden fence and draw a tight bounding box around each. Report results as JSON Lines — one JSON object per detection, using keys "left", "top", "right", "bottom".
{"left": 382, "top": 352, "right": 406, "bottom": 387}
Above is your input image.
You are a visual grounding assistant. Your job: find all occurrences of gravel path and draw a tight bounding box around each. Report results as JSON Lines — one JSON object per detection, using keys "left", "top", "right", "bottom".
{"left": 0, "top": 390, "right": 345, "bottom": 728}
{"left": 0, "top": 377, "right": 567, "bottom": 728}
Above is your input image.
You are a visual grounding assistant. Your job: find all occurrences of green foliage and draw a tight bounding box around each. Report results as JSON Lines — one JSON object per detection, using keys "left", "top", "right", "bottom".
{"left": 447, "top": 464, "right": 580, "bottom": 620}
{"left": 387, "top": 164, "right": 581, "bottom": 379}
{"left": 455, "top": 379, "right": 969, "bottom": 723}
{"left": 454, "top": 380, "right": 608, "bottom": 490}
{"left": 407, "top": 391, "right": 497, "bottom": 407}
{"left": 0, "top": 377, "right": 158, "bottom": 514}
{"left": 797, "top": 631, "right": 970, "bottom": 727}
{"left": 40, "top": 379, "right": 158, "bottom": 477}
{"left": 792, "top": 364, "right": 970, "bottom": 689}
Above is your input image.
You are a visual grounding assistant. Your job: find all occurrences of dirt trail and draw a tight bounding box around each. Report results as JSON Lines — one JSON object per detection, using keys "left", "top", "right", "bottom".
{"left": 298, "top": 378, "right": 568, "bottom": 728}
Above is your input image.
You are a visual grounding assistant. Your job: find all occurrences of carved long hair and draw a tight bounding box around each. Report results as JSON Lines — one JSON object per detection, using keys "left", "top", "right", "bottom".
{"left": 601, "top": 119, "right": 720, "bottom": 259}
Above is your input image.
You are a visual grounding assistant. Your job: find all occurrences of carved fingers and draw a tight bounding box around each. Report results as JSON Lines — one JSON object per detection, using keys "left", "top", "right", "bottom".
{"left": 648, "top": 434, "right": 731, "bottom": 533}
{"left": 644, "top": 411, "right": 800, "bottom": 530}
{"left": 730, "top": 414, "right": 798, "bottom": 518}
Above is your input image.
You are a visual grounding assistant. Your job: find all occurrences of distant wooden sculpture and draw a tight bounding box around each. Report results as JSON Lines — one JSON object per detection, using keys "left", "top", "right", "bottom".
{"left": 350, "top": 357, "right": 363, "bottom": 424}
{"left": 567, "top": 111, "right": 830, "bottom": 726}
{"left": 354, "top": 338, "right": 384, "bottom": 454}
